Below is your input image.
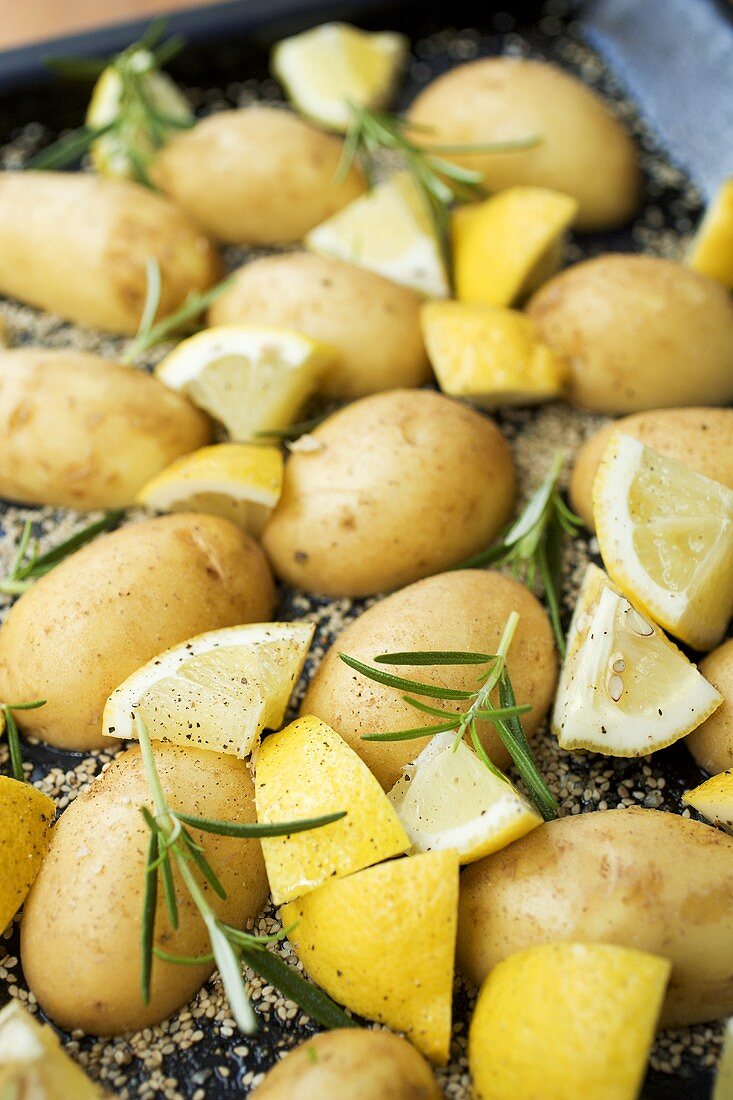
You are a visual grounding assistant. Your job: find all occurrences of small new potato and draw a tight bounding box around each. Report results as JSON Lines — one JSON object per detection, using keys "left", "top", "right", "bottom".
{"left": 151, "top": 107, "right": 365, "bottom": 245}
{"left": 251, "top": 1029, "right": 441, "bottom": 1100}
{"left": 687, "top": 639, "right": 733, "bottom": 775}
{"left": 0, "top": 514, "right": 275, "bottom": 751}
{"left": 302, "top": 569, "right": 557, "bottom": 789}
{"left": 21, "top": 744, "right": 268, "bottom": 1034}
{"left": 0, "top": 172, "right": 220, "bottom": 334}
{"left": 527, "top": 255, "right": 733, "bottom": 414}
{"left": 262, "top": 391, "right": 515, "bottom": 597}
{"left": 457, "top": 807, "right": 733, "bottom": 1027}
{"left": 0, "top": 349, "right": 211, "bottom": 509}
{"left": 208, "top": 253, "right": 430, "bottom": 399}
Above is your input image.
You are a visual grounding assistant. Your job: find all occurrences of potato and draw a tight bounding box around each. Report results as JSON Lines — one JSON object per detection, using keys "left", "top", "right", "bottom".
{"left": 301, "top": 569, "right": 557, "bottom": 790}
{"left": 0, "top": 513, "right": 275, "bottom": 751}
{"left": 208, "top": 253, "right": 430, "bottom": 399}
{"left": 407, "top": 58, "right": 640, "bottom": 231}
{"left": 527, "top": 255, "right": 733, "bottom": 414}
{"left": 0, "top": 348, "right": 211, "bottom": 509}
{"left": 251, "top": 1029, "right": 441, "bottom": 1100}
{"left": 457, "top": 807, "right": 733, "bottom": 1026}
{"left": 262, "top": 391, "right": 515, "bottom": 596}
{"left": 687, "top": 639, "right": 733, "bottom": 775}
{"left": 0, "top": 172, "right": 220, "bottom": 334}
{"left": 21, "top": 743, "right": 268, "bottom": 1034}
{"left": 151, "top": 107, "right": 365, "bottom": 245}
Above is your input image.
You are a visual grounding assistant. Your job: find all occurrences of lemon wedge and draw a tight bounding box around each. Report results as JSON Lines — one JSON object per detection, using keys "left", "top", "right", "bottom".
{"left": 103, "top": 622, "right": 314, "bottom": 756}
{"left": 687, "top": 179, "right": 733, "bottom": 290}
{"left": 552, "top": 564, "right": 721, "bottom": 756}
{"left": 0, "top": 1000, "right": 104, "bottom": 1098}
{"left": 593, "top": 434, "right": 733, "bottom": 651}
{"left": 282, "top": 849, "right": 459, "bottom": 1064}
{"left": 387, "top": 732, "right": 541, "bottom": 862}
{"left": 683, "top": 770, "right": 733, "bottom": 830}
{"left": 272, "top": 22, "right": 408, "bottom": 132}
{"left": 306, "top": 172, "right": 449, "bottom": 297}
{"left": 469, "top": 942, "right": 670, "bottom": 1100}
{"left": 155, "top": 325, "right": 333, "bottom": 442}
{"left": 255, "top": 715, "right": 409, "bottom": 904}
{"left": 0, "top": 777, "right": 55, "bottom": 932}
{"left": 136, "top": 443, "right": 283, "bottom": 536}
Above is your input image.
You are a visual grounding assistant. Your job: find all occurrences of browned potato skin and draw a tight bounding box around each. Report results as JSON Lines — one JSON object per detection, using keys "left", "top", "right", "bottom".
{"left": 457, "top": 807, "right": 733, "bottom": 1027}
{"left": 21, "top": 744, "right": 268, "bottom": 1035}
{"left": 0, "top": 514, "right": 275, "bottom": 751}
{"left": 151, "top": 107, "right": 365, "bottom": 245}
{"left": 301, "top": 570, "right": 557, "bottom": 790}
{"left": 251, "top": 1029, "right": 441, "bottom": 1100}
{"left": 262, "top": 391, "right": 515, "bottom": 597}
{"left": 570, "top": 408, "right": 733, "bottom": 530}
{"left": 0, "top": 349, "right": 211, "bottom": 509}
{"left": 208, "top": 253, "right": 431, "bottom": 399}
{"left": 687, "top": 639, "right": 733, "bottom": 774}
{"left": 407, "top": 58, "right": 640, "bottom": 231}
{"left": 527, "top": 255, "right": 733, "bottom": 414}
{"left": 0, "top": 173, "right": 220, "bottom": 334}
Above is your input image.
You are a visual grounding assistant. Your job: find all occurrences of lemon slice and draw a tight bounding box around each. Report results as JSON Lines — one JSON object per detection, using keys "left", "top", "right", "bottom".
{"left": 0, "top": 1000, "right": 104, "bottom": 1099}
{"left": 683, "top": 770, "right": 733, "bottom": 830}
{"left": 0, "top": 777, "right": 55, "bottom": 932}
{"left": 469, "top": 943, "right": 670, "bottom": 1100}
{"left": 306, "top": 172, "right": 449, "bottom": 298}
{"left": 103, "top": 622, "right": 314, "bottom": 756}
{"left": 687, "top": 179, "right": 733, "bottom": 290}
{"left": 255, "top": 715, "right": 409, "bottom": 904}
{"left": 593, "top": 433, "right": 733, "bottom": 651}
{"left": 155, "top": 325, "right": 333, "bottom": 442}
{"left": 552, "top": 564, "right": 721, "bottom": 756}
{"left": 136, "top": 443, "right": 283, "bottom": 536}
{"left": 387, "top": 732, "right": 541, "bottom": 862}
{"left": 282, "top": 849, "right": 459, "bottom": 1064}
{"left": 272, "top": 22, "right": 408, "bottom": 132}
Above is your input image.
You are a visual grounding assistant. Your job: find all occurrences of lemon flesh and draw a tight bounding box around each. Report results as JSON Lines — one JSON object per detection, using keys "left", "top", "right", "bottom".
{"left": 683, "top": 770, "right": 733, "bottom": 830}
{"left": 687, "top": 178, "right": 733, "bottom": 290}
{"left": 0, "top": 777, "right": 55, "bottom": 932}
{"left": 594, "top": 433, "right": 733, "bottom": 651}
{"left": 469, "top": 942, "right": 670, "bottom": 1100}
{"left": 103, "top": 622, "right": 314, "bottom": 756}
{"left": 552, "top": 564, "right": 721, "bottom": 756}
{"left": 0, "top": 1000, "right": 104, "bottom": 1098}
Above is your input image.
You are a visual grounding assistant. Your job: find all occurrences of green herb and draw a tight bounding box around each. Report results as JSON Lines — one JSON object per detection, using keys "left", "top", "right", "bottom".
{"left": 136, "top": 716, "right": 352, "bottom": 1031}
{"left": 1, "top": 700, "right": 46, "bottom": 782}
{"left": 0, "top": 511, "right": 124, "bottom": 597}
{"left": 340, "top": 612, "right": 557, "bottom": 820}
{"left": 254, "top": 412, "right": 330, "bottom": 442}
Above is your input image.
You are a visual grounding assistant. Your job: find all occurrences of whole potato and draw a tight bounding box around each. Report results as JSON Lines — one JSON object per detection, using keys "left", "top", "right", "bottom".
{"left": 527, "top": 255, "right": 733, "bottom": 414}
{"left": 262, "top": 391, "right": 515, "bottom": 596}
{"left": 301, "top": 570, "right": 557, "bottom": 790}
{"left": 407, "top": 58, "right": 640, "bottom": 231}
{"left": 0, "top": 172, "right": 220, "bottom": 334}
{"left": 0, "top": 349, "right": 211, "bottom": 509}
{"left": 151, "top": 107, "right": 365, "bottom": 245}
{"left": 251, "top": 1029, "right": 441, "bottom": 1100}
{"left": 457, "top": 807, "right": 733, "bottom": 1026}
{"left": 208, "top": 253, "right": 430, "bottom": 399}
{"left": 686, "top": 639, "right": 733, "bottom": 775}
{"left": 0, "top": 514, "right": 275, "bottom": 751}
{"left": 21, "top": 744, "right": 268, "bottom": 1034}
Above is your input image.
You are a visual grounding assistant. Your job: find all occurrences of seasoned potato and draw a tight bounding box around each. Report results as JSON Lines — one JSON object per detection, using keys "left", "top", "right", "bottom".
{"left": 407, "top": 58, "right": 640, "bottom": 230}
{"left": 262, "top": 391, "right": 515, "bottom": 596}
{"left": 0, "top": 348, "right": 211, "bottom": 509}
{"left": 21, "top": 744, "right": 268, "bottom": 1034}
{"left": 570, "top": 408, "right": 733, "bottom": 530}
{"left": 208, "top": 253, "right": 430, "bottom": 399}
{"left": 151, "top": 107, "right": 365, "bottom": 245}
{"left": 251, "top": 1029, "right": 441, "bottom": 1100}
{"left": 687, "top": 639, "right": 733, "bottom": 775}
{"left": 527, "top": 255, "right": 733, "bottom": 414}
{"left": 457, "top": 807, "right": 733, "bottom": 1026}
{"left": 0, "top": 514, "right": 275, "bottom": 751}
{"left": 0, "top": 172, "right": 220, "bottom": 334}
{"left": 301, "top": 570, "right": 557, "bottom": 790}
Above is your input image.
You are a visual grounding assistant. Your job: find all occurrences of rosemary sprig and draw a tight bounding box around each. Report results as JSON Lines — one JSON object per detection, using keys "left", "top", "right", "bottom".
{"left": 1, "top": 700, "right": 46, "bottom": 782}
{"left": 254, "top": 413, "right": 330, "bottom": 442}
{"left": 0, "top": 511, "right": 124, "bottom": 597}
{"left": 340, "top": 612, "right": 557, "bottom": 820}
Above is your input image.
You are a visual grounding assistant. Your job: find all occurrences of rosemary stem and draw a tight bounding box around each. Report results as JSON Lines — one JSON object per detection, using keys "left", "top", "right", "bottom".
{"left": 135, "top": 714, "right": 169, "bottom": 820}
{"left": 0, "top": 579, "right": 32, "bottom": 596}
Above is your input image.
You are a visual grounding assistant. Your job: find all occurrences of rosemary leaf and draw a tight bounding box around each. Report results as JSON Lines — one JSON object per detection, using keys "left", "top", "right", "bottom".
{"left": 338, "top": 654, "right": 473, "bottom": 699}
{"left": 361, "top": 722, "right": 460, "bottom": 743}
{"left": 2, "top": 708, "right": 24, "bottom": 783}
{"left": 402, "top": 696, "right": 460, "bottom": 719}
{"left": 3, "top": 699, "right": 46, "bottom": 712}
{"left": 240, "top": 946, "right": 356, "bottom": 1030}
{"left": 159, "top": 849, "right": 180, "bottom": 927}
{"left": 374, "top": 650, "right": 496, "bottom": 666}
{"left": 26, "top": 123, "right": 115, "bottom": 170}
{"left": 45, "top": 56, "right": 109, "bottom": 79}
{"left": 141, "top": 829, "right": 159, "bottom": 1003}
{"left": 27, "top": 510, "right": 124, "bottom": 570}
{"left": 153, "top": 947, "right": 214, "bottom": 965}
{"left": 254, "top": 413, "right": 328, "bottom": 441}
{"left": 176, "top": 810, "right": 347, "bottom": 838}
{"left": 0, "top": 511, "right": 124, "bottom": 596}
{"left": 180, "top": 830, "right": 227, "bottom": 900}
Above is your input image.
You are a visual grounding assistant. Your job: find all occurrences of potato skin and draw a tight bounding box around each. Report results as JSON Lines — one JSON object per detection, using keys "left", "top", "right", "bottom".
{"left": 301, "top": 570, "right": 557, "bottom": 790}
{"left": 0, "top": 349, "right": 211, "bottom": 509}
{"left": 407, "top": 58, "right": 640, "bottom": 231}
{"left": 21, "top": 744, "right": 268, "bottom": 1034}
{"left": 0, "top": 514, "right": 275, "bottom": 751}
{"left": 251, "top": 1029, "right": 441, "bottom": 1100}
{"left": 0, "top": 172, "right": 220, "bottom": 334}
{"left": 686, "top": 639, "right": 733, "bottom": 774}
{"left": 457, "top": 807, "right": 733, "bottom": 1026}
{"left": 151, "top": 107, "right": 365, "bottom": 245}
{"left": 527, "top": 255, "right": 733, "bottom": 414}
